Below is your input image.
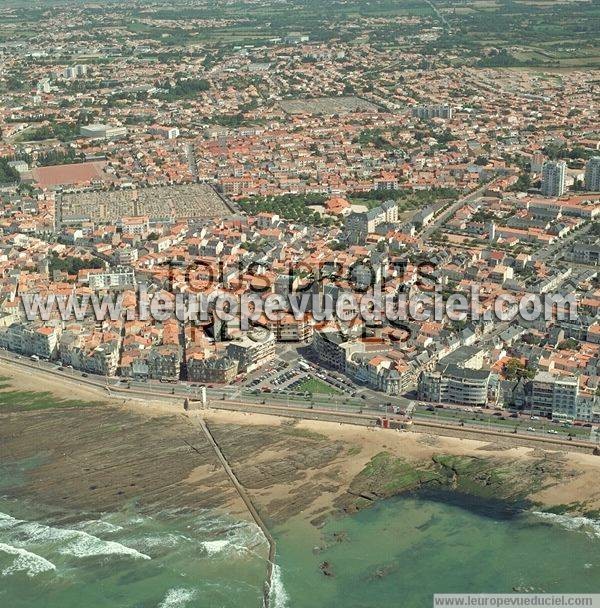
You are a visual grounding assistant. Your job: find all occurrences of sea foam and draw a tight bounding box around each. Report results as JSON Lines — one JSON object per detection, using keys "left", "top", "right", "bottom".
{"left": 268, "top": 564, "right": 289, "bottom": 608}
{"left": 201, "top": 539, "right": 231, "bottom": 556}
{"left": 532, "top": 511, "right": 600, "bottom": 539}
{"left": 158, "top": 587, "right": 197, "bottom": 608}
{"left": 0, "top": 512, "right": 18, "bottom": 529}
{"left": 0, "top": 511, "right": 150, "bottom": 560}
{"left": 135, "top": 533, "right": 191, "bottom": 550}
{"left": 57, "top": 532, "right": 151, "bottom": 560}
{"left": 199, "top": 521, "right": 268, "bottom": 558}
{"left": 0, "top": 542, "right": 56, "bottom": 577}
{"left": 74, "top": 519, "right": 124, "bottom": 535}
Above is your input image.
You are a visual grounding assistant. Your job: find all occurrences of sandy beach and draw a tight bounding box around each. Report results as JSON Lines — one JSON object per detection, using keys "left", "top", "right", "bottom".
{"left": 2, "top": 360, "right": 600, "bottom": 526}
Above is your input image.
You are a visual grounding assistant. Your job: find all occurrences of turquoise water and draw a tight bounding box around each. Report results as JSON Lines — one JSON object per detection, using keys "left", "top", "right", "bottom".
{"left": 2, "top": 478, "right": 600, "bottom": 608}
{"left": 0, "top": 497, "right": 268, "bottom": 608}
{"left": 273, "top": 493, "right": 600, "bottom": 608}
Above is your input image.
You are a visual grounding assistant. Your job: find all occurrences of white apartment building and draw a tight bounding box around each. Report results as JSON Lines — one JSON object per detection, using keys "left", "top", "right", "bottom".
{"left": 541, "top": 160, "right": 566, "bottom": 197}
{"left": 584, "top": 157, "right": 600, "bottom": 192}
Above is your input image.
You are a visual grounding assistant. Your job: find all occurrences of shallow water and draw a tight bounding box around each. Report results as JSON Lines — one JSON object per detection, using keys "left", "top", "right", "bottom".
{"left": 273, "top": 493, "right": 600, "bottom": 608}
{"left": 2, "top": 475, "right": 600, "bottom": 608}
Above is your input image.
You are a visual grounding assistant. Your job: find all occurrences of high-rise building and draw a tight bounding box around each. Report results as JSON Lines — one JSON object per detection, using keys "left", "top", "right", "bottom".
{"left": 36, "top": 78, "right": 51, "bottom": 94}
{"left": 63, "top": 65, "right": 87, "bottom": 80}
{"left": 584, "top": 156, "right": 600, "bottom": 192}
{"left": 541, "top": 160, "right": 566, "bottom": 197}
{"left": 530, "top": 153, "right": 545, "bottom": 173}
{"left": 411, "top": 104, "right": 453, "bottom": 120}
{"left": 418, "top": 365, "right": 494, "bottom": 407}
{"left": 344, "top": 200, "right": 399, "bottom": 244}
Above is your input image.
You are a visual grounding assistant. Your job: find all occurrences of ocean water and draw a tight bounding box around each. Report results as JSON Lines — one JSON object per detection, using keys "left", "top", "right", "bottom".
{"left": 0, "top": 497, "right": 269, "bottom": 608}
{"left": 2, "top": 482, "right": 600, "bottom": 608}
{"left": 272, "top": 493, "right": 600, "bottom": 608}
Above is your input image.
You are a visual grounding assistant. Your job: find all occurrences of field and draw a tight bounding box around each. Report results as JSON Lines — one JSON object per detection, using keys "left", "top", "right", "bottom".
{"left": 436, "top": 0, "right": 600, "bottom": 69}
{"left": 296, "top": 377, "right": 342, "bottom": 396}
{"left": 2, "top": 0, "right": 599, "bottom": 68}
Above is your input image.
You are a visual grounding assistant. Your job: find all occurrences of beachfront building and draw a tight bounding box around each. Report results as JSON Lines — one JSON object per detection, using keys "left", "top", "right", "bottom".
{"left": 147, "top": 345, "right": 181, "bottom": 381}
{"left": 526, "top": 372, "right": 591, "bottom": 421}
{"left": 0, "top": 322, "right": 61, "bottom": 359}
{"left": 312, "top": 327, "right": 350, "bottom": 371}
{"left": 187, "top": 355, "right": 239, "bottom": 384}
{"left": 226, "top": 330, "right": 276, "bottom": 373}
{"left": 418, "top": 364, "right": 496, "bottom": 407}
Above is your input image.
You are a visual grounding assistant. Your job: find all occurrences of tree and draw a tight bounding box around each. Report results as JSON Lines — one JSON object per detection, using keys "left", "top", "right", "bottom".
{"left": 557, "top": 338, "right": 578, "bottom": 351}
{"left": 49, "top": 254, "right": 104, "bottom": 275}
{"left": 0, "top": 159, "right": 19, "bottom": 184}
{"left": 510, "top": 172, "right": 532, "bottom": 192}
{"left": 504, "top": 358, "right": 536, "bottom": 380}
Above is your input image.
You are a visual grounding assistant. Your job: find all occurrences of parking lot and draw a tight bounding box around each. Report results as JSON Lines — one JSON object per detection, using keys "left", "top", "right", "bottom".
{"left": 246, "top": 352, "right": 364, "bottom": 392}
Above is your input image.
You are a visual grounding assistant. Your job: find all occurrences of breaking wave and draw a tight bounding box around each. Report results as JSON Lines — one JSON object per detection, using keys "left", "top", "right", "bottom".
{"left": 268, "top": 564, "right": 289, "bottom": 608}
{"left": 532, "top": 512, "right": 600, "bottom": 539}
{"left": 199, "top": 521, "right": 267, "bottom": 558}
{"left": 73, "top": 519, "right": 124, "bottom": 535}
{"left": 58, "top": 533, "right": 151, "bottom": 560}
{"left": 0, "top": 511, "right": 150, "bottom": 560}
{"left": 133, "top": 533, "right": 192, "bottom": 551}
{"left": 158, "top": 587, "right": 197, "bottom": 608}
{"left": 0, "top": 512, "right": 18, "bottom": 529}
{"left": 0, "top": 542, "right": 56, "bottom": 577}
{"left": 201, "top": 539, "right": 231, "bottom": 556}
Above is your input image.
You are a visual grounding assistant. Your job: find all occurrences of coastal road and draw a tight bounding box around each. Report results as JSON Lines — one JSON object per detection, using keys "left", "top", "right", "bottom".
{"left": 198, "top": 397, "right": 598, "bottom": 452}
{"left": 1, "top": 352, "right": 598, "bottom": 450}
{"left": 0, "top": 350, "right": 238, "bottom": 401}
{"left": 1, "top": 347, "right": 589, "bottom": 445}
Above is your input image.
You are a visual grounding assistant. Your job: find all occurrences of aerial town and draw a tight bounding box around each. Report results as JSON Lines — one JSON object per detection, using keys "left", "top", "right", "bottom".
{"left": 3, "top": 2, "right": 600, "bottom": 608}
{"left": 1, "top": 0, "right": 599, "bottom": 441}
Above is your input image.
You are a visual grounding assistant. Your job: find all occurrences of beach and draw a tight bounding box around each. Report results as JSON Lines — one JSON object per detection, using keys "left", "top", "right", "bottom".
{"left": 2, "top": 361, "right": 600, "bottom": 524}
{"left": 3, "top": 363, "right": 600, "bottom": 608}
